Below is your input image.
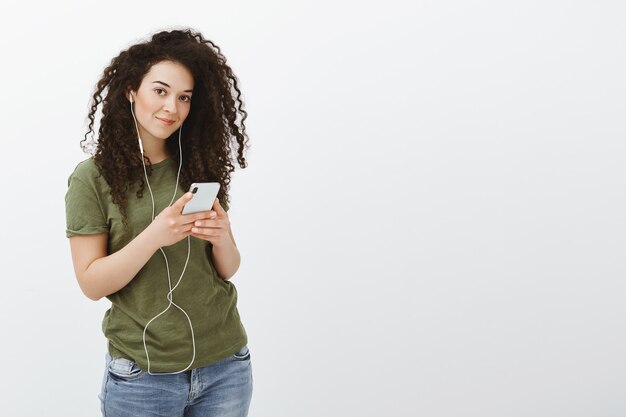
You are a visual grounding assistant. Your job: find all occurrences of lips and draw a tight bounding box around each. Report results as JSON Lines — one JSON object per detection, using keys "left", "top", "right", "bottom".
{"left": 157, "top": 117, "right": 175, "bottom": 125}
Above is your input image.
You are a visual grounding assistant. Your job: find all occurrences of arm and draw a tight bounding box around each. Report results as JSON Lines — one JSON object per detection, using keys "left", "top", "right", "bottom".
{"left": 69, "top": 229, "right": 159, "bottom": 301}
{"left": 191, "top": 198, "right": 241, "bottom": 281}
{"left": 68, "top": 192, "right": 204, "bottom": 301}
{"left": 211, "top": 226, "right": 241, "bottom": 281}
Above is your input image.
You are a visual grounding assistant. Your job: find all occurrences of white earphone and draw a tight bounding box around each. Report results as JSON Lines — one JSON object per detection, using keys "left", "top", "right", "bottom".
{"left": 128, "top": 88, "right": 196, "bottom": 375}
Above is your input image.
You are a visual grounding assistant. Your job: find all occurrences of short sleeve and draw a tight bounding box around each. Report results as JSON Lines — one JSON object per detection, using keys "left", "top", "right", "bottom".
{"left": 65, "top": 175, "right": 109, "bottom": 238}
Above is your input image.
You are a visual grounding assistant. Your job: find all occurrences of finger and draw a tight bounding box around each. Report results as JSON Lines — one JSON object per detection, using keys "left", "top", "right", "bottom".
{"left": 213, "top": 198, "right": 226, "bottom": 215}
{"left": 182, "top": 224, "right": 195, "bottom": 233}
{"left": 173, "top": 192, "right": 194, "bottom": 211}
{"left": 180, "top": 211, "right": 212, "bottom": 225}
{"left": 193, "top": 219, "right": 220, "bottom": 228}
{"left": 191, "top": 210, "right": 216, "bottom": 222}
{"left": 191, "top": 233, "right": 215, "bottom": 244}
{"left": 191, "top": 227, "right": 219, "bottom": 236}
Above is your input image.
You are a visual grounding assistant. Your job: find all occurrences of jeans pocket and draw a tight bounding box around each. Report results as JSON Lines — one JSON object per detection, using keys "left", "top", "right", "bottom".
{"left": 107, "top": 356, "right": 145, "bottom": 381}
{"left": 232, "top": 345, "right": 251, "bottom": 361}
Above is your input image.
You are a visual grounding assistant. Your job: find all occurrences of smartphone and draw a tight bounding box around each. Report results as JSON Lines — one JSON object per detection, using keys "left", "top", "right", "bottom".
{"left": 181, "top": 182, "right": 221, "bottom": 215}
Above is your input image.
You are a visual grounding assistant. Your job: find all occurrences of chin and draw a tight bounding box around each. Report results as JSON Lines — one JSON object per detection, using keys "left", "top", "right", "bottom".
{"left": 149, "top": 130, "right": 173, "bottom": 140}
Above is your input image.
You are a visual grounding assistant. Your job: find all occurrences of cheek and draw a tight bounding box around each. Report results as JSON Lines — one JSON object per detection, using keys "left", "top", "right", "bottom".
{"left": 180, "top": 105, "right": 192, "bottom": 120}
{"left": 143, "top": 97, "right": 162, "bottom": 114}
{"left": 136, "top": 100, "right": 158, "bottom": 118}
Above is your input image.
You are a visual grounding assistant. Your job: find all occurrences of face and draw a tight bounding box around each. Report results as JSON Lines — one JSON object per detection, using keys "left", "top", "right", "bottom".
{"left": 128, "top": 60, "right": 194, "bottom": 144}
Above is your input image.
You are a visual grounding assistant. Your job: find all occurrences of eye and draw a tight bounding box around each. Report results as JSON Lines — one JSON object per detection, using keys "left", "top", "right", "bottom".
{"left": 154, "top": 88, "right": 191, "bottom": 103}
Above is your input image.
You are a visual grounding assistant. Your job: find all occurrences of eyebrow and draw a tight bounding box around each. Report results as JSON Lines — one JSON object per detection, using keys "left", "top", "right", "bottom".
{"left": 152, "top": 81, "right": 193, "bottom": 93}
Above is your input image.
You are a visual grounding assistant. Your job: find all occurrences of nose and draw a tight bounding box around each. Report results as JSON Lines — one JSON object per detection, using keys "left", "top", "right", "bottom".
{"left": 163, "top": 96, "right": 179, "bottom": 115}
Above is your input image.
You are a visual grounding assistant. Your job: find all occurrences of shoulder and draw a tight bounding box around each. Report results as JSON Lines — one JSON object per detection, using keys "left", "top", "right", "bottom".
{"left": 67, "top": 157, "right": 102, "bottom": 186}
{"left": 70, "top": 157, "right": 99, "bottom": 178}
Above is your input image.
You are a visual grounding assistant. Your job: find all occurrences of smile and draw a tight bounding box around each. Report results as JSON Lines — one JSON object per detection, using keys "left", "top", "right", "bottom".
{"left": 156, "top": 117, "right": 175, "bottom": 126}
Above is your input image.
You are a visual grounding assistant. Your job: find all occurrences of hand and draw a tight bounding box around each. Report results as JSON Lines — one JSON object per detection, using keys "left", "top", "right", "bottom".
{"left": 145, "top": 192, "right": 216, "bottom": 248}
{"left": 190, "top": 198, "right": 232, "bottom": 247}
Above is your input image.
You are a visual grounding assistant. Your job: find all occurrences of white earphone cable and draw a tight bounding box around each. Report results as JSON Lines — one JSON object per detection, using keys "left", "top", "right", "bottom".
{"left": 130, "top": 93, "right": 196, "bottom": 375}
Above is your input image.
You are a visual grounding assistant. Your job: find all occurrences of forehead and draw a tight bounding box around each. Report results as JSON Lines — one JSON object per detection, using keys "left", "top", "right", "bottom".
{"left": 142, "top": 61, "right": 194, "bottom": 89}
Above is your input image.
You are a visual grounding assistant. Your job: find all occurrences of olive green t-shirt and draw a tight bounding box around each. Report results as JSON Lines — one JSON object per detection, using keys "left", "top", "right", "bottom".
{"left": 65, "top": 157, "right": 247, "bottom": 372}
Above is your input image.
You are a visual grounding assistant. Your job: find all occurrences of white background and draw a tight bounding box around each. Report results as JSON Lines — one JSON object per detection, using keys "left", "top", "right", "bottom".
{"left": 0, "top": 1, "right": 624, "bottom": 416}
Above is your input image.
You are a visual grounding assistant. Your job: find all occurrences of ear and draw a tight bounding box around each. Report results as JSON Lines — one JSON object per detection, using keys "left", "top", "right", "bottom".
{"left": 125, "top": 86, "right": 133, "bottom": 101}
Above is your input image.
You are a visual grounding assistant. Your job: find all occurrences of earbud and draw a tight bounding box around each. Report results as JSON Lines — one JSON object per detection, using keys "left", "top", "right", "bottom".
{"left": 129, "top": 90, "right": 134, "bottom": 103}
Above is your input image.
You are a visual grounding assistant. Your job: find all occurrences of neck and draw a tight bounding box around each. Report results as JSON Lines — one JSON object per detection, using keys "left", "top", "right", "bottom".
{"left": 147, "top": 154, "right": 168, "bottom": 164}
{"left": 140, "top": 142, "right": 169, "bottom": 164}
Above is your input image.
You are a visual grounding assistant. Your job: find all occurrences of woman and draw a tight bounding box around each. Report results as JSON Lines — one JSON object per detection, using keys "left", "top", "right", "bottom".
{"left": 65, "top": 28, "right": 252, "bottom": 417}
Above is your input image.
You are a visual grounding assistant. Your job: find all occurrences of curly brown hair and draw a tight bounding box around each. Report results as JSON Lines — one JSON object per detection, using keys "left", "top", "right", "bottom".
{"left": 80, "top": 28, "right": 249, "bottom": 229}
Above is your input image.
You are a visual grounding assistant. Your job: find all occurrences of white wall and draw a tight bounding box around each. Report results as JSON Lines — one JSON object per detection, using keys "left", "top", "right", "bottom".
{"left": 1, "top": 1, "right": 624, "bottom": 416}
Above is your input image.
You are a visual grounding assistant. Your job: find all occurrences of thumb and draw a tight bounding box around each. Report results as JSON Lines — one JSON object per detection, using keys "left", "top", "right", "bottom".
{"left": 213, "top": 197, "right": 225, "bottom": 214}
{"left": 173, "top": 192, "right": 194, "bottom": 211}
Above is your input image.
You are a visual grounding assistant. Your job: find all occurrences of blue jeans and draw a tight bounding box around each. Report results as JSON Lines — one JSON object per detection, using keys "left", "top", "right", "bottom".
{"left": 98, "top": 346, "right": 253, "bottom": 417}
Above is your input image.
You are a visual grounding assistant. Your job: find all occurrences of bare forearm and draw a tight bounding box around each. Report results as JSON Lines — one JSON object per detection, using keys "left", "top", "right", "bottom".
{"left": 211, "top": 239, "right": 240, "bottom": 281}
{"left": 82, "top": 231, "right": 158, "bottom": 300}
